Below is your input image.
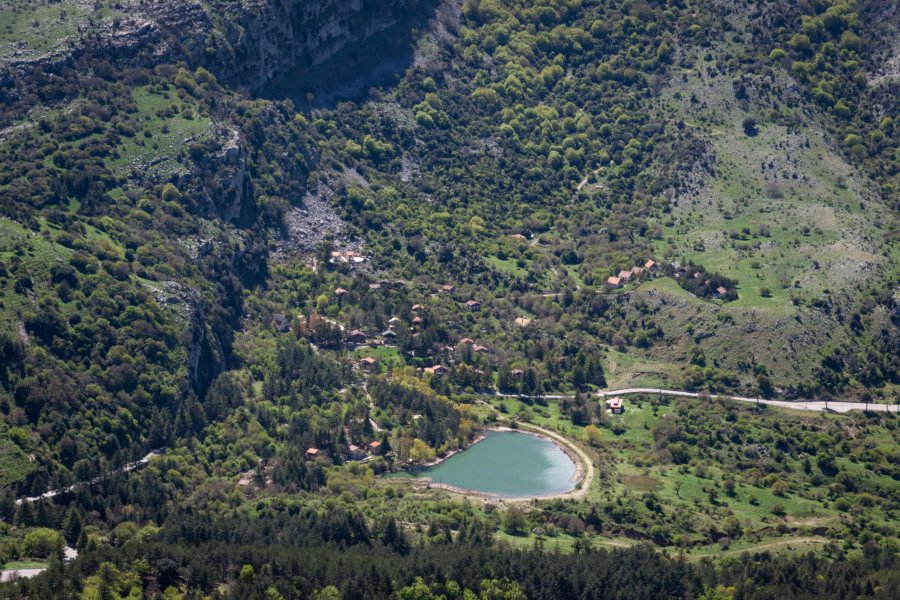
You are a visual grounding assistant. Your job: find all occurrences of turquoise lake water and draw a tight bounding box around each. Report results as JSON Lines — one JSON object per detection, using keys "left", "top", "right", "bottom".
{"left": 391, "top": 430, "right": 577, "bottom": 498}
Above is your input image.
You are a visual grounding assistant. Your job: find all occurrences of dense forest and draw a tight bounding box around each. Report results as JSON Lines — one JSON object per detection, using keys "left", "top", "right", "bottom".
{"left": 0, "top": 0, "right": 897, "bottom": 597}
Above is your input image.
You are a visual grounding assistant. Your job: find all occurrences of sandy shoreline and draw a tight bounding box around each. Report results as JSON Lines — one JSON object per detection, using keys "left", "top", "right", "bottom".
{"left": 390, "top": 425, "right": 591, "bottom": 502}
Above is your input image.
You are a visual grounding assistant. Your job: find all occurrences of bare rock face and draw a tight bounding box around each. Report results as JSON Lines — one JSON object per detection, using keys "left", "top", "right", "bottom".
{"left": 4, "top": 0, "right": 423, "bottom": 94}
{"left": 121, "top": 0, "right": 424, "bottom": 92}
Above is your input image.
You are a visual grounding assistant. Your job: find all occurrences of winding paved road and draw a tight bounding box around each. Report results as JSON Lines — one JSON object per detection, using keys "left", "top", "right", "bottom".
{"left": 494, "top": 388, "right": 899, "bottom": 413}
{"left": 15, "top": 450, "right": 164, "bottom": 506}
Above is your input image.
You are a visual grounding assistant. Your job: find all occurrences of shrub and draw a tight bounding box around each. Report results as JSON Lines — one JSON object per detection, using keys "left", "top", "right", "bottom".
{"left": 23, "top": 528, "right": 64, "bottom": 558}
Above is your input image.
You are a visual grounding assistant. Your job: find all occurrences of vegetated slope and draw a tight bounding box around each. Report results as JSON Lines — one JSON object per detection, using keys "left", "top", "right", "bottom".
{"left": 291, "top": 0, "right": 898, "bottom": 398}
{"left": 0, "top": 0, "right": 897, "bottom": 496}
{"left": 0, "top": 0, "right": 431, "bottom": 494}
{"left": 618, "top": 4, "right": 899, "bottom": 395}
{"left": 0, "top": 0, "right": 898, "bottom": 597}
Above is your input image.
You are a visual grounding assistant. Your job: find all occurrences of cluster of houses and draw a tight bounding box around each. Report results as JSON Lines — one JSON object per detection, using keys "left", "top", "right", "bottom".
{"left": 306, "top": 440, "right": 384, "bottom": 462}
{"left": 358, "top": 335, "right": 490, "bottom": 375}
{"left": 329, "top": 248, "right": 366, "bottom": 265}
{"left": 606, "top": 259, "right": 658, "bottom": 288}
{"left": 671, "top": 262, "right": 730, "bottom": 299}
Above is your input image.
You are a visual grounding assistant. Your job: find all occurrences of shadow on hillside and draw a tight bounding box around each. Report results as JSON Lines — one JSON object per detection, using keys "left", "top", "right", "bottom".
{"left": 259, "top": 0, "right": 442, "bottom": 111}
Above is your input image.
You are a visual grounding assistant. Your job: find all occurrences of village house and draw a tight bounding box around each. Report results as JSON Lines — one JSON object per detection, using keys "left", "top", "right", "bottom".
{"left": 472, "top": 344, "right": 488, "bottom": 353}
{"left": 382, "top": 329, "right": 398, "bottom": 344}
{"left": 347, "top": 329, "right": 367, "bottom": 345}
{"left": 514, "top": 317, "right": 532, "bottom": 327}
{"left": 412, "top": 316, "right": 424, "bottom": 325}
{"left": 605, "top": 397, "right": 625, "bottom": 414}
{"left": 714, "top": 286, "right": 728, "bottom": 299}
{"left": 347, "top": 445, "right": 367, "bottom": 461}
{"left": 305, "top": 447, "right": 321, "bottom": 460}
{"left": 510, "top": 368, "right": 524, "bottom": 378}
{"left": 617, "top": 270, "right": 633, "bottom": 282}
{"left": 645, "top": 259, "right": 657, "bottom": 271}
{"left": 271, "top": 313, "right": 291, "bottom": 333}
{"left": 334, "top": 287, "right": 349, "bottom": 297}
{"left": 424, "top": 365, "right": 449, "bottom": 375}
{"left": 465, "top": 299, "right": 481, "bottom": 311}
{"left": 441, "top": 284, "right": 455, "bottom": 293}
{"left": 388, "top": 316, "right": 402, "bottom": 328}
{"left": 367, "top": 441, "right": 382, "bottom": 455}
{"left": 459, "top": 337, "right": 475, "bottom": 345}
{"left": 606, "top": 276, "right": 622, "bottom": 288}
{"left": 360, "top": 357, "right": 378, "bottom": 371}
{"left": 369, "top": 283, "right": 381, "bottom": 290}
{"left": 411, "top": 303, "right": 424, "bottom": 312}
{"left": 510, "top": 233, "right": 527, "bottom": 241}
{"left": 630, "top": 266, "right": 644, "bottom": 277}
{"left": 237, "top": 470, "right": 254, "bottom": 487}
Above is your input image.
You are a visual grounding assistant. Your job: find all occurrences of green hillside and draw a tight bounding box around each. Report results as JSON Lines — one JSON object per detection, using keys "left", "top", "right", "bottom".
{"left": 0, "top": 0, "right": 897, "bottom": 597}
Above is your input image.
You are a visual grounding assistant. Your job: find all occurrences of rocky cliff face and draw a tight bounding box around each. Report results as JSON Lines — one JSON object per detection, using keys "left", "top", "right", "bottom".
{"left": 136, "top": 0, "right": 426, "bottom": 92}
{"left": 4, "top": 0, "right": 424, "bottom": 94}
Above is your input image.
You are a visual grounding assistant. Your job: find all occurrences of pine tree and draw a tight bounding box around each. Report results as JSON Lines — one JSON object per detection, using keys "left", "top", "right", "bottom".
{"left": 64, "top": 508, "right": 83, "bottom": 545}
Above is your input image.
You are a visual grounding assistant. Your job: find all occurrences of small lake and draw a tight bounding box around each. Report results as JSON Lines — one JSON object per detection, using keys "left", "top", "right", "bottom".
{"left": 390, "top": 430, "right": 577, "bottom": 498}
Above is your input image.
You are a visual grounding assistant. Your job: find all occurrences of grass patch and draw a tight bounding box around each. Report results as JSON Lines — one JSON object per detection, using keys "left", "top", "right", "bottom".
{"left": 106, "top": 85, "right": 214, "bottom": 179}
{"left": 0, "top": 438, "right": 35, "bottom": 485}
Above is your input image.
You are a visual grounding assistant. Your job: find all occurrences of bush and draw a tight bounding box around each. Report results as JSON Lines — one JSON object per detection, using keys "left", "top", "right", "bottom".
{"left": 23, "top": 528, "right": 64, "bottom": 558}
{"left": 742, "top": 118, "right": 757, "bottom": 136}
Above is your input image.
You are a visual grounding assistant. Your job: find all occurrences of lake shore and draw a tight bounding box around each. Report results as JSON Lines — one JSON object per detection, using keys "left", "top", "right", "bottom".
{"left": 392, "top": 425, "right": 591, "bottom": 502}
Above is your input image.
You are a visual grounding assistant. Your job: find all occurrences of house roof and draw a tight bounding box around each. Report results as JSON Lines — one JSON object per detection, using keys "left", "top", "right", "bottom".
{"left": 607, "top": 276, "right": 621, "bottom": 286}
{"left": 716, "top": 286, "right": 727, "bottom": 295}
{"left": 514, "top": 317, "right": 532, "bottom": 327}
{"left": 306, "top": 447, "right": 320, "bottom": 455}
{"left": 466, "top": 299, "right": 481, "bottom": 306}
{"left": 368, "top": 441, "right": 381, "bottom": 448}
{"left": 645, "top": 259, "right": 656, "bottom": 269}
{"left": 334, "top": 287, "right": 348, "bottom": 295}
{"left": 618, "top": 270, "right": 632, "bottom": 279}
{"left": 411, "top": 303, "right": 423, "bottom": 311}
{"left": 441, "top": 284, "right": 455, "bottom": 291}
{"left": 360, "top": 357, "right": 377, "bottom": 364}
{"left": 631, "top": 266, "right": 644, "bottom": 275}
{"left": 472, "top": 345, "right": 488, "bottom": 352}
{"left": 605, "top": 397, "right": 623, "bottom": 408}
{"left": 349, "top": 329, "right": 366, "bottom": 338}
{"left": 459, "top": 337, "right": 475, "bottom": 344}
